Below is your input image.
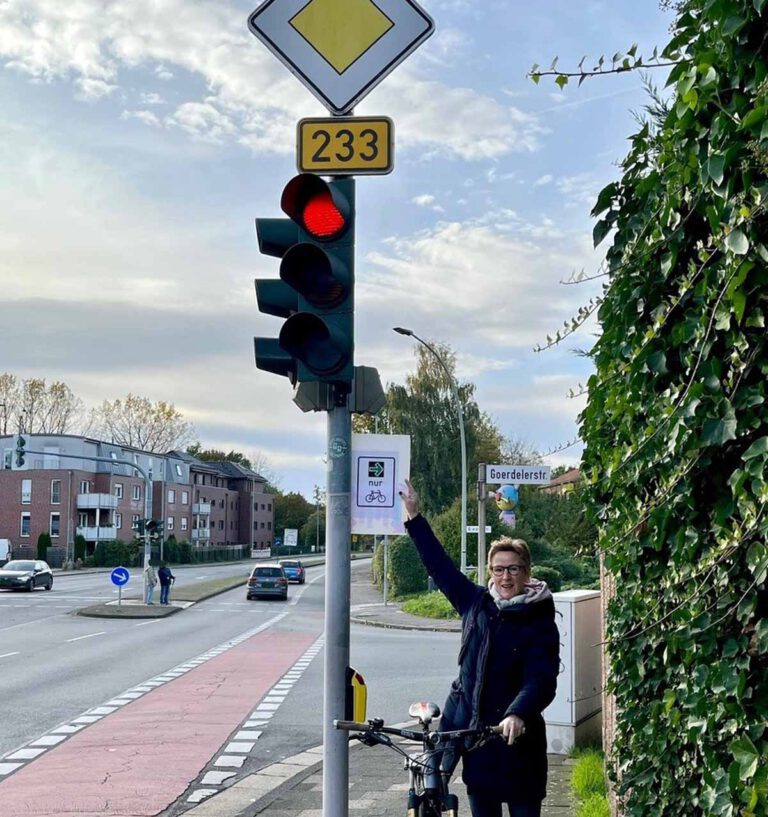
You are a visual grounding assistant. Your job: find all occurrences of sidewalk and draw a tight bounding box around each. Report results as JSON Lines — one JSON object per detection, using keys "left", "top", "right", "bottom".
{"left": 183, "top": 564, "right": 575, "bottom": 817}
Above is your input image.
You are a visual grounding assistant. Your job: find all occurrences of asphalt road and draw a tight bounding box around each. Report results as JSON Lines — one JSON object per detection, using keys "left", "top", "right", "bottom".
{"left": 0, "top": 559, "right": 462, "bottom": 816}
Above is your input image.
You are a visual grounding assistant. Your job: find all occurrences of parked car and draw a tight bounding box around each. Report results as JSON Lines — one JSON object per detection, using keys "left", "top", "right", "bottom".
{"left": 279, "top": 559, "right": 305, "bottom": 584}
{"left": 246, "top": 564, "right": 288, "bottom": 600}
{"left": 0, "top": 560, "right": 53, "bottom": 592}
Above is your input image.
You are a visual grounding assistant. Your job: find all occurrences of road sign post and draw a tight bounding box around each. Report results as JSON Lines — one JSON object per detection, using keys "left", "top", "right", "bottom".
{"left": 111, "top": 566, "right": 130, "bottom": 607}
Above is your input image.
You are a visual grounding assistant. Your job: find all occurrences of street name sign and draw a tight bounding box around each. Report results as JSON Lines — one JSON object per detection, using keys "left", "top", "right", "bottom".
{"left": 485, "top": 464, "right": 551, "bottom": 485}
{"left": 248, "top": 0, "right": 435, "bottom": 114}
{"left": 110, "top": 567, "right": 130, "bottom": 586}
{"left": 351, "top": 433, "right": 410, "bottom": 534}
{"left": 466, "top": 525, "right": 492, "bottom": 534}
{"left": 298, "top": 116, "right": 393, "bottom": 174}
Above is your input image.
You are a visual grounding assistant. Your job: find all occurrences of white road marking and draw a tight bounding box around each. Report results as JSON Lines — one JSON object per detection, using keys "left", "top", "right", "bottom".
{"left": 135, "top": 620, "right": 162, "bottom": 627}
{"left": 66, "top": 631, "right": 106, "bottom": 643}
{"left": 0, "top": 652, "right": 20, "bottom": 659}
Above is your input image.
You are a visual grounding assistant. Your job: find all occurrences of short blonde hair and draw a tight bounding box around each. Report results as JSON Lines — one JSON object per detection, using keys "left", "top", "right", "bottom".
{"left": 487, "top": 537, "right": 531, "bottom": 572}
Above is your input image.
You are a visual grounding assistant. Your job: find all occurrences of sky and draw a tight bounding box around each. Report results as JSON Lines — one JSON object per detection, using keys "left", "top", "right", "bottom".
{"left": 0, "top": 0, "right": 675, "bottom": 498}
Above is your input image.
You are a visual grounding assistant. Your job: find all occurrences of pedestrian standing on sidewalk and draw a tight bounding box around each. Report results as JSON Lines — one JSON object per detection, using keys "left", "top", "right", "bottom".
{"left": 158, "top": 562, "right": 175, "bottom": 606}
{"left": 399, "top": 480, "right": 560, "bottom": 817}
{"left": 144, "top": 561, "right": 158, "bottom": 605}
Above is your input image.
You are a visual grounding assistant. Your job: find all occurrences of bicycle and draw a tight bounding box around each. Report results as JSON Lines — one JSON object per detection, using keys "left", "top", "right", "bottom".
{"left": 365, "top": 489, "right": 387, "bottom": 503}
{"left": 335, "top": 701, "right": 502, "bottom": 817}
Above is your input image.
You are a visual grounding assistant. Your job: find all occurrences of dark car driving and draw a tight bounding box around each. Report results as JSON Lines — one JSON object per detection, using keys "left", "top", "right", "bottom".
{"left": 278, "top": 559, "right": 305, "bottom": 584}
{"left": 246, "top": 564, "right": 288, "bottom": 600}
{"left": 0, "top": 560, "right": 53, "bottom": 592}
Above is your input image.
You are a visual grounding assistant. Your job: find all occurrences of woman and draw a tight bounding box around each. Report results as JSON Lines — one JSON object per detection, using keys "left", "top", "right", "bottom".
{"left": 399, "top": 480, "right": 560, "bottom": 817}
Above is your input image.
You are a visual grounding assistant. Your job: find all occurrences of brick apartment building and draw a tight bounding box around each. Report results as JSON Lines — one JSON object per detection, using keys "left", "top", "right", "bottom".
{"left": 0, "top": 435, "right": 274, "bottom": 563}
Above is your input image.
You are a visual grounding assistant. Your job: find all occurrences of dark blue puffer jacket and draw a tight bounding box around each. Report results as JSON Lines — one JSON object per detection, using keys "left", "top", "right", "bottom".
{"left": 405, "top": 514, "right": 560, "bottom": 803}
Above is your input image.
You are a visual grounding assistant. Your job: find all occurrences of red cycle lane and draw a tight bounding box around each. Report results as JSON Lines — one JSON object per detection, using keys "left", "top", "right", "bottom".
{"left": 0, "top": 629, "right": 318, "bottom": 817}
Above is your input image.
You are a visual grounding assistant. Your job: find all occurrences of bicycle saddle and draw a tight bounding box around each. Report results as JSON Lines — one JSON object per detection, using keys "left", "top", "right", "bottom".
{"left": 409, "top": 701, "right": 441, "bottom": 726}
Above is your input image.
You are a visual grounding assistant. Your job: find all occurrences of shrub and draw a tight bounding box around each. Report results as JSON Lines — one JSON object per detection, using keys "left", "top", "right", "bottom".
{"left": 372, "top": 541, "right": 384, "bottom": 588}
{"left": 74, "top": 534, "right": 86, "bottom": 562}
{"left": 36, "top": 532, "right": 52, "bottom": 561}
{"left": 179, "top": 541, "right": 192, "bottom": 563}
{"left": 531, "top": 564, "right": 562, "bottom": 592}
{"left": 388, "top": 535, "right": 427, "bottom": 596}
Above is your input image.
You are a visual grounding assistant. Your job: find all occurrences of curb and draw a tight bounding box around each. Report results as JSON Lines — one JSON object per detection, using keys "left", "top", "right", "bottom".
{"left": 350, "top": 615, "right": 461, "bottom": 633}
{"left": 183, "top": 746, "right": 325, "bottom": 816}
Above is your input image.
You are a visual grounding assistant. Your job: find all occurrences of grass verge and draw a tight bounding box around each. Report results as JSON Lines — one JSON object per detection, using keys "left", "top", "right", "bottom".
{"left": 401, "top": 590, "right": 459, "bottom": 619}
{"left": 570, "top": 748, "right": 609, "bottom": 817}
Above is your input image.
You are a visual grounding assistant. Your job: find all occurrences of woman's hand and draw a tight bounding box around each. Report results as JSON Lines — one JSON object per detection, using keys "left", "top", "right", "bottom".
{"left": 499, "top": 714, "right": 526, "bottom": 745}
{"left": 398, "top": 478, "right": 420, "bottom": 519}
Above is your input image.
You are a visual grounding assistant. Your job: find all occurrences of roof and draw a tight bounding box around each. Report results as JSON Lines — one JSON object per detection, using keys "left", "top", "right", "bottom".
{"left": 209, "top": 460, "right": 267, "bottom": 482}
{"left": 546, "top": 468, "right": 581, "bottom": 487}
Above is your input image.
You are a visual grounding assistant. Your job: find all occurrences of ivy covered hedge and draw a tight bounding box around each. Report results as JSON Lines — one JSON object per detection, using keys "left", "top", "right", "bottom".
{"left": 579, "top": 1, "right": 768, "bottom": 815}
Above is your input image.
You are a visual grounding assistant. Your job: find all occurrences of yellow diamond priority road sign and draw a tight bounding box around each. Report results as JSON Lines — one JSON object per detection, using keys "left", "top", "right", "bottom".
{"left": 248, "top": 0, "right": 434, "bottom": 114}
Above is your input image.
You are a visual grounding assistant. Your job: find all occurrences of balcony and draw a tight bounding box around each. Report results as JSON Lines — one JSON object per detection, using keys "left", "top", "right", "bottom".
{"left": 192, "top": 503, "right": 211, "bottom": 515}
{"left": 77, "top": 526, "right": 118, "bottom": 541}
{"left": 77, "top": 493, "right": 119, "bottom": 510}
{"left": 191, "top": 528, "right": 211, "bottom": 541}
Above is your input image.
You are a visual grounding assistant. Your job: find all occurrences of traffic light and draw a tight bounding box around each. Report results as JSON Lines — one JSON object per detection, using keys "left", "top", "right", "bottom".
{"left": 254, "top": 174, "right": 355, "bottom": 391}
{"left": 15, "top": 436, "right": 25, "bottom": 467}
{"left": 133, "top": 518, "right": 147, "bottom": 536}
{"left": 146, "top": 520, "right": 164, "bottom": 540}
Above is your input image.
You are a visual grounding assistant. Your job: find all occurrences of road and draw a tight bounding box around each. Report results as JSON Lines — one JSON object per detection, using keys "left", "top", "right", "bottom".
{"left": 0, "top": 559, "right": 461, "bottom": 816}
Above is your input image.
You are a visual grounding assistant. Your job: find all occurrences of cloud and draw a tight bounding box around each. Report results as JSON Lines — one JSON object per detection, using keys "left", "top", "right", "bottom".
{"left": 0, "top": 0, "right": 544, "bottom": 161}
{"left": 534, "top": 174, "right": 554, "bottom": 186}
{"left": 413, "top": 194, "right": 436, "bottom": 207}
{"left": 121, "top": 109, "right": 162, "bottom": 127}
{"left": 556, "top": 172, "right": 602, "bottom": 208}
{"left": 140, "top": 92, "right": 166, "bottom": 105}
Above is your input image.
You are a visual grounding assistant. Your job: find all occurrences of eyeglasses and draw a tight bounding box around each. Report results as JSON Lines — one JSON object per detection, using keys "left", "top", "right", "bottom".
{"left": 490, "top": 564, "right": 524, "bottom": 576}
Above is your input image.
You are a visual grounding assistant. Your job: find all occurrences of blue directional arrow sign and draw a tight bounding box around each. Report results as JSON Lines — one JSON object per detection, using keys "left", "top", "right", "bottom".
{"left": 111, "top": 567, "right": 130, "bottom": 587}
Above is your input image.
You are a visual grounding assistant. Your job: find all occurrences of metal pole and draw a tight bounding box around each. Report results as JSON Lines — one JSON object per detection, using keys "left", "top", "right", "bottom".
{"left": 323, "top": 394, "right": 351, "bottom": 817}
{"left": 406, "top": 335, "right": 468, "bottom": 574}
{"left": 143, "top": 472, "right": 151, "bottom": 603}
{"left": 383, "top": 534, "right": 389, "bottom": 606}
{"left": 477, "top": 463, "right": 487, "bottom": 585}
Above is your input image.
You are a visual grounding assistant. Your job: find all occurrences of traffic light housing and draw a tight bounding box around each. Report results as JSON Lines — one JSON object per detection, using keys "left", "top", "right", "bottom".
{"left": 15, "top": 436, "right": 25, "bottom": 467}
{"left": 146, "top": 520, "right": 164, "bottom": 540}
{"left": 254, "top": 174, "right": 355, "bottom": 392}
{"left": 133, "top": 518, "right": 147, "bottom": 536}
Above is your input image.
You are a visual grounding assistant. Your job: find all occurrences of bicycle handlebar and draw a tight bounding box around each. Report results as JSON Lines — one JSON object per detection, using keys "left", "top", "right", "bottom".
{"left": 333, "top": 719, "right": 504, "bottom": 743}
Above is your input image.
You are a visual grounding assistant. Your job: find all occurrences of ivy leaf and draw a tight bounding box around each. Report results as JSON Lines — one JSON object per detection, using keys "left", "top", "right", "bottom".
{"left": 756, "top": 0, "right": 767, "bottom": 13}
{"left": 726, "top": 229, "right": 749, "bottom": 255}
{"left": 707, "top": 154, "right": 725, "bottom": 185}
{"left": 701, "top": 412, "right": 737, "bottom": 446}
{"left": 593, "top": 218, "right": 612, "bottom": 248}
{"left": 742, "top": 436, "right": 768, "bottom": 460}
{"left": 731, "top": 736, "right": 760, "bottom": 779}
{"left": 591, "top": 182, "right": 618, "bottom": 217}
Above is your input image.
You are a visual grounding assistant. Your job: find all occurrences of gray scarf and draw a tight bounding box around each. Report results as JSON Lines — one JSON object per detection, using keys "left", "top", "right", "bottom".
{"left": 487, "top": 577, "right": 552, "bottom": 610}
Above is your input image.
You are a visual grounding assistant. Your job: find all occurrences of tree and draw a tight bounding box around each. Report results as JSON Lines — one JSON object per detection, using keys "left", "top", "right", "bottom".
{"left": 0, "top": 373, "right": 85, "bottom": 435}
{"left": 300, "top": 509, "right": 325, "bottom": 551}
{"left": 93, "top": 394, "right": 195, "bottom": 452}
{"left": 187, "top": 443, "right": 252, "bottom": 469}
{"left": 36, "top": 532, "right": 51, "bottom": 561}
{"left": 538, "top": 2, "right": 768, "bottom": 814}
{"left": 353, "top": 342, "right": 505, "bottom": 517}
{"left": 273, "top": 492, "right": 314, "bottom": 537}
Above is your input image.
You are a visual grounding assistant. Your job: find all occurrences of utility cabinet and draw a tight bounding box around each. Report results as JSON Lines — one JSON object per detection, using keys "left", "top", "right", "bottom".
{"left": 544, "top": 589, "right": 602, "bottom": 754}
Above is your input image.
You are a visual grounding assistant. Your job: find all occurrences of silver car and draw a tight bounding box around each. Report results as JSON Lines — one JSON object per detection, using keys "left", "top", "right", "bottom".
{"left": 246, "top": 564, "right": 288, "bottom": 600}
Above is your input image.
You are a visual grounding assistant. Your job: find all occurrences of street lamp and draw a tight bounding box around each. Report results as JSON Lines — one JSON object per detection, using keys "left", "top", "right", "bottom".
{"left": 393, "top": 327, "right": 468, "bottom": 574}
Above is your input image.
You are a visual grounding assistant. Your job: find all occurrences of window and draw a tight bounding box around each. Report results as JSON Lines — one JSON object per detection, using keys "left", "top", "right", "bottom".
{"left": 220, "top": 499, "right": 225, "bottom": 509}
{"left": 168, "top": 489, "right": 176, "bottom": 503}
{"left": 110, "top": 452, "right": 117, "bottom": 461}
{"left": 167, "top": 517, "right": 174, "bottom": 531}
{"left": 260, "top": 522, "right": 265, "bottom": 529}
{"left": 180, "top": 516, "right": 188, "bottom": 531}
{"left": 21, "top": 479, "right": 31, "bottom": 504}
{"left": 80, "top": 480, "right": 90, "bottom": 494}
{"left": 132, "top": 514, "right": 141, "bottom": 530}
{"left": 133, "top": 454, "right": 139, "bottom": 477}
{"left": 253, "top": 521, "right": 258, "bottom": 530}
{"left": 3, "top": 449, "right": 11, "bottom": 469}
{"left": 115, "top": 512, "right": 122, "bottom": 530}
{"left": 268, "top": 503, "right": 272, "bottom": 511}
{"left": 114, "top": 483, "right": 123, "bottom": 499}
{"left": 50, "top": 513, "right": 60, "bottom": 538}
{"left": 20, "top": 513, "right": 30, "bottom": 537}
{"left": 219, "top": 520, "right": 224, "bottom": 530}
{"left": 175, "top": 464, "right": 182, "bottom": 477}
{"left": 51, "top": 479, "right": 61, "bottom": 504}
{"left": 268, "top": 521, "right": 271, "bottom": 530}
{"left": 261, "top": 503, "right": 265, "bottom": 510}
{"left": 132, "top": 485, "right": 141, "bottom": 501}
{"left": 78, "top": 512, "right": 88, "bottom": 527}
{"left": 181, "top": 491, "right": 189, "bottom": 505}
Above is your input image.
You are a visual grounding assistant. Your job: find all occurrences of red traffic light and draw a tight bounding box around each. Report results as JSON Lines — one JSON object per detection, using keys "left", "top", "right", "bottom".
{"left": 303, "top": 191, "right": 345, "bottom": 238}
{"left": 281, "top": 174, "right": 350, "bottom": 241}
